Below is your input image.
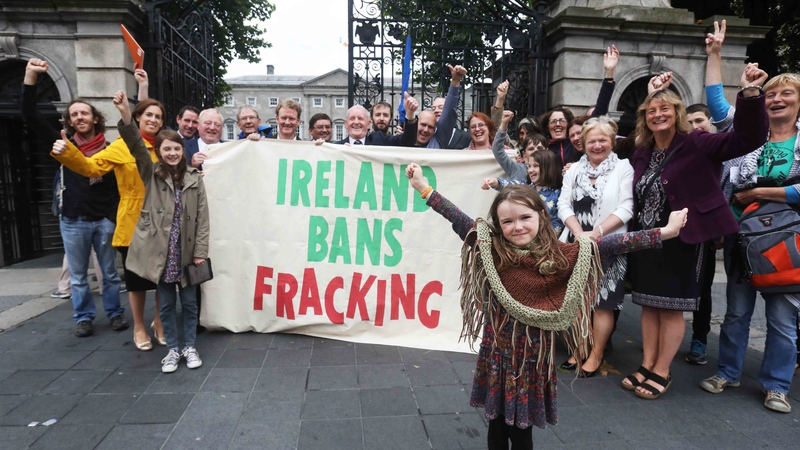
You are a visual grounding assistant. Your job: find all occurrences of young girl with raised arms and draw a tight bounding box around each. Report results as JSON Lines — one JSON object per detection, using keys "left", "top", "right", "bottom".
{"left": 112, "top": 91, "right": 210, "bottom": 374}
{"left": 405, "top": 162, "right": 687, "bottom": 449}
{"left": 483, "top": 146, "right": 564, "bottom": 236}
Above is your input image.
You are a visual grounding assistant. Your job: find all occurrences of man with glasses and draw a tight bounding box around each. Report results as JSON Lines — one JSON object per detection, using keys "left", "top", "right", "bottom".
{"left": 187, "top": 108, "right": 226, "bottom": 168}
{"left": 308, "top": 113, "right": 333, "bottom": 142}
{"left": 237, "top": 105, "right": 272, "bottom": 139}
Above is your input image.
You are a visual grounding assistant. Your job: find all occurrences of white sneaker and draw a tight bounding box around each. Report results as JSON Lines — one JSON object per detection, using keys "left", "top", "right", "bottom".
{"left": 161, "top": 349, "right": 181, "bottom": 373}
{"left": 182, "top": 347, "right": 202, "bottom": 369}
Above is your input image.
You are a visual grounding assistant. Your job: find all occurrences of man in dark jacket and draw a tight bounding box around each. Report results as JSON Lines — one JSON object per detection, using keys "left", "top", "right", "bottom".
{"left": 237, "top": 105, "right": 272, "bottom": 139}
{"left": 335, "top": 93, "right": 418, "bottom": 146}
{"left": 23, "top": 58, "right": 128, "bottom": 337}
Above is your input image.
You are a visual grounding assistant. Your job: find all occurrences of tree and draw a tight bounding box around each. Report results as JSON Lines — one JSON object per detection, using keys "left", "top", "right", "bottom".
{"left": 206, "top": 0, "right": 276, "bottom": 104}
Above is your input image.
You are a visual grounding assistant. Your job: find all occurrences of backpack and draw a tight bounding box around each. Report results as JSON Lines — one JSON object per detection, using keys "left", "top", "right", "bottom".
{"left": 737, "top": 200, "right": 800, "bottom": 294}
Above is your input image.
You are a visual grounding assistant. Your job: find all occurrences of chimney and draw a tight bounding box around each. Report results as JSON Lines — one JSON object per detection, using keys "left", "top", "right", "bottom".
{"left": 267, "top": 65, "right": 275, "bottom": 75}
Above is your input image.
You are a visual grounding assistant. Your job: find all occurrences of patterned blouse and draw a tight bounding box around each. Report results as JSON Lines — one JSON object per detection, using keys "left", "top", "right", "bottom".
{"left": 162, "top": 187, "right": 182, "bottom": 283}
{"left": 635, "top": 148, "right": 668, "bottom": 229}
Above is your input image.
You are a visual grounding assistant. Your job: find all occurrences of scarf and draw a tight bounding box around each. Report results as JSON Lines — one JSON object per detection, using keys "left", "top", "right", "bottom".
{"left": 72, "top": 132, "right": 107, "bottom": 157}
{"left": 571, "top": 152, "right": 626, "bottom": 302}
{"left": 459, "top": 219, "right": 603, "bottom": 379}
{"left": 141, "top": 132, "right": 156, "bottom": 148}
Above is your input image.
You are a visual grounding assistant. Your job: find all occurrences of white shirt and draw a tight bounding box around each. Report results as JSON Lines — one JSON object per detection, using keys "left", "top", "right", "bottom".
{"left": 348, "top": 136, "right": 366, "bottom": 145}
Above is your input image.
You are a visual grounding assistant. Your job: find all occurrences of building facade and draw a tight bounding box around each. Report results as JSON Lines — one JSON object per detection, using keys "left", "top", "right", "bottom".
{"left": 219, "top": 68, "right": 351, "bottom": 141}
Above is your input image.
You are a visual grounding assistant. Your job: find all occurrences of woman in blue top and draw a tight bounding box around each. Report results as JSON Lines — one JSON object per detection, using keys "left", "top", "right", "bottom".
{"left": 699, "top": 19, "right": 800, "bottom": 414}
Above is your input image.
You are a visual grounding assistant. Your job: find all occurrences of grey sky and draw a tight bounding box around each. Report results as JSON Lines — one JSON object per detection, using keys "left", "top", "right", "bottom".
{"left": 224, "top": 0, "right": 349, "bottom": 78}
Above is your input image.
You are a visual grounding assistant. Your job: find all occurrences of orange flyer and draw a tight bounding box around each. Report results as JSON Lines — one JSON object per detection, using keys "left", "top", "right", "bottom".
{"left": 120, "top": 24, "right": 144, "bottom": 69}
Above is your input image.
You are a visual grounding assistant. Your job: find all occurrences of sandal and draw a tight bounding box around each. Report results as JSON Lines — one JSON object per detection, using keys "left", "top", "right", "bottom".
{"left": 635, "top": 373, "right": 672, "bottom": 400}
{"left": 622, "top": 366, "right": 651, "bottom": 391}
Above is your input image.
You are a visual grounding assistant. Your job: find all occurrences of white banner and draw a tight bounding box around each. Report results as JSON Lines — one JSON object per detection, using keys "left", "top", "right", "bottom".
{"left": 200, "top": 139, "right": 505, "bottom": 352}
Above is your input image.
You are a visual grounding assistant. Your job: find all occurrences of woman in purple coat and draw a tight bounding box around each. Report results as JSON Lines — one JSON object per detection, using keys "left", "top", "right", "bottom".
{"left": 621, "top": 65, "right": 769, "bottom": 399}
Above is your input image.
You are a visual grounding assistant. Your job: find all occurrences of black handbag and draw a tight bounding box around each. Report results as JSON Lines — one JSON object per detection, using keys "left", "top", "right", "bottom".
{"left": 185, "top": 258, "right": 213, "bottom": 286}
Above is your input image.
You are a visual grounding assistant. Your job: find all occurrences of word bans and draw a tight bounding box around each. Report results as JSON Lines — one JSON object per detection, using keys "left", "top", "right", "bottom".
{"left": 253, "top": 266, "right": 441, "bottom": 329}
{"left": 308, "top": 216, "right": 402, "bottom": 267}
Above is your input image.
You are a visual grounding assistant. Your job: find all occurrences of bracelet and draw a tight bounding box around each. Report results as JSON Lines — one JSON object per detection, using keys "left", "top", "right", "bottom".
{"left": 740, "top": 85, "right": 763, "bottom": 92}
{"left": 420, "top": 186, "right": 433, "bottom": 199}
{"left": 597, "top": 225, "right": 604, "bottom": 238}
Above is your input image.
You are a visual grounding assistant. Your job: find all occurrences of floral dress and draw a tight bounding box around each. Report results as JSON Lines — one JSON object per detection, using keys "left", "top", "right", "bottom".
{"left": 427, "top": 190, "right": 661, "bottom": 428}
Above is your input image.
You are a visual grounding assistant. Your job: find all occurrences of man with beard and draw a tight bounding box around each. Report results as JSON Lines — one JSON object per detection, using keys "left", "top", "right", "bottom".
{"left": 24, "top": 58, "right": 128, "bottom": 337}
{"left": 371, "top": 101, "right": 393, "bottom": 134}
{"left": 308, "top": 113, "right": 333, "bottom": 142}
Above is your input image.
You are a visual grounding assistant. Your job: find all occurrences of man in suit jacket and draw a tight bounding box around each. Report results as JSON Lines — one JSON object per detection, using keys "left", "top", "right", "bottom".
{"left": 187, "top": 109, "right": 226, "bottom": 168}
{"left": 176, "top": 106, "right": 200, "bottom": 141}
{"left": 335, "top": 93, "right": 419, "bottom": 147}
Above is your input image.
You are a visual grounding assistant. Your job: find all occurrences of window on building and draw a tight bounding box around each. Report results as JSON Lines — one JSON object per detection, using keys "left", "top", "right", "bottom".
{"left": 292, "top": 97, "right": 301, "bottom": 104}
{"left": 296, "top": 122, "right": 304, "bottom": 139}
{"left": 334, "top": 124, "right": 344, "bottom": 141}
{"left": 313, "top": 97, "right": 323, "bottom": 108}
{"left": 224, "top": 94, "right": 234, "bottom": 107}
{"left": 246, "top": 97, "right": 257, "bottom": 106}
{"left": 225, "top": 123, "right": 235, "bottom": 141}
{"left": 335, "top": 98, "right": 345, "bottom": 108}
{"left": 269, "top": 97, "right": 278, "bottom": 107}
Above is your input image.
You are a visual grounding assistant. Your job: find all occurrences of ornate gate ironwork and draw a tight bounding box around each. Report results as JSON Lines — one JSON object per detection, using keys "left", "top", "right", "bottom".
{"left": 143, "top": 0, "right": 215, "bottom": 120}
{"left": 348, "top": 0, "right": 553, "bottom": 131}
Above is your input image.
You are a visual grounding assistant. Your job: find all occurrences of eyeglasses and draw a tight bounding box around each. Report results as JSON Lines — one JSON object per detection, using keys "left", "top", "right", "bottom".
{"left": 238, "top": 115, "right": 259, "bottom": 122}
{"left": 469, "top": 123, "right": 487, "bottom": 130}
{"left": 549, "top": 118, "right": 567, "bottom": 125}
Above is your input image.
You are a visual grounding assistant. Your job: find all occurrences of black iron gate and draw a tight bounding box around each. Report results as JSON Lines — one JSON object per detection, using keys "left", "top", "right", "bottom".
{"left": 348, "top": 0, "right": 552, "bottom": 130}
{"left": 143, "top": 0, "right": 215, "bottom": 120}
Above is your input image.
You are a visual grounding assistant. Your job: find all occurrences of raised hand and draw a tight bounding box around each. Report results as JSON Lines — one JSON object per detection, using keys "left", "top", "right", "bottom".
{"left": 112, "top": 90, "right": 133, "bottom": 125}
{"left": 403, "top": 92, "right": 419, "bottom": 119}
{"left": 481, "top": 177, "right": 499, "bottom": 190}
{"left": 741, "top": 62, "right": 768, "bottom": 88}
{"left": 647, "top": 72, "right": 673, "bottom": 94}
{"left": 603, "top": 44, "right": 619, "bottom": 78}
{"left": 405, "top": 162, "right": 429, "bottom": 193}
{"left": 499, "top": 110, "right": 514, "bottom": 131}
{"left": 447, "top": 64, "right": 467, "bottom": 86}
{"left": 26, "top": 58, "right": 49, "bottom": 74}
{"left": 705, "top": 19, "right": 726, "bottom": 56}
{"left": 134, "top": 68, "right": 149, "bottom": 85}
{"left": 52, "top": 130, "right": 69, "bottom": 156}
{"left": 496, "top": 79, "right": 509, "bottom": 98}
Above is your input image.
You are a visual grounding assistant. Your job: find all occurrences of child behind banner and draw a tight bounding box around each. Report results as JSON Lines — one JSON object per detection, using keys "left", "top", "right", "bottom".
{"left": 112, "top": 90, "right": 210, "bottom": 374}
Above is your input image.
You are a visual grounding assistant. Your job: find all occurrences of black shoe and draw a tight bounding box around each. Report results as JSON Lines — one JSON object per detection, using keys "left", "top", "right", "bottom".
{"left": 579, "top": 369, "right": 597, "bottom": 378}
{"left": 75, "top": 321, "right": 94, "bottom": 337}
{"left": 557, "top": 360, "right": 577, "bottom": 373}
{"left": 196, "top": 325, "right": 206, "bottom": 334}
{"left": 110, "top": 315, "right": 129, "bottom": 331}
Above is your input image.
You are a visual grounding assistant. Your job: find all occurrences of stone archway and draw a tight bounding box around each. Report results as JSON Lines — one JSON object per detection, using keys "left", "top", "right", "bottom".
{"left": 0, "top": 48, "right": 74, "bottom": 107}
{"left": 611, "top": 65, "right": 688, "bottom": 136}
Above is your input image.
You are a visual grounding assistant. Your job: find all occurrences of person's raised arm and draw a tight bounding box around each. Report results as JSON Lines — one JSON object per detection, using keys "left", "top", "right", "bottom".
{"left": 491, "top": 110, "right": 526, "bottom": 179}
{"left": 595, "top": 208, "right": 688, "bottom": 259}
{"left": 21, "top": 59, "right": 60, "bottom": 142}
{"left": 113, "top": 90, "right": 153, "bottom": 182}
{"left": 592, "top": 45, "right": 619, "bottom": 117}
{"left": 647, "top": 72, "right": 673, "bottom": 95}
{"left": 406, "top": 162, "right": 475, "bottom": 241}
{"left": 387, "top": 92, "right": 419, "bottom": 147}
{"left": 433, "top": 64, "right": 466, "bottom": 147}
{"left": 491, "top": 80, "right": 508, "bottom": 126}
{"left": 705, "top": 20, "right": 731, "bottom": 122}
{"left": 134, "top": 68, "right": 149, "bottom": 102}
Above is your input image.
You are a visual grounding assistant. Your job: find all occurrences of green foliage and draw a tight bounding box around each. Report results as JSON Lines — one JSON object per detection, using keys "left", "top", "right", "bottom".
{"left": 206, "top": 0, "right": 276, "bottom": 104}
{"left": 733, "top": 0, "right": 800, "bottom": 75}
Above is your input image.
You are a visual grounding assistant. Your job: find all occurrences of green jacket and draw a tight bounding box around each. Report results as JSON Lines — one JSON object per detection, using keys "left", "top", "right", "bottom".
{"left": 118, "top": 122, "right": 209, "bottom": 287}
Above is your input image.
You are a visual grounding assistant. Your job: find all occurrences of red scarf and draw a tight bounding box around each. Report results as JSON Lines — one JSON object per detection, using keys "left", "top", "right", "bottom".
{"left": 72, "top": 132, "right": 107, "bottom": 157}
{"left": 141, "top": 132, "right": 156, "bottom": 147}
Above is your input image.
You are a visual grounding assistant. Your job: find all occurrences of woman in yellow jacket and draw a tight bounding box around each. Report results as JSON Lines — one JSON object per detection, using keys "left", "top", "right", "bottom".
{"left": 52, "top": 98, "right": 168, "bottom": 351}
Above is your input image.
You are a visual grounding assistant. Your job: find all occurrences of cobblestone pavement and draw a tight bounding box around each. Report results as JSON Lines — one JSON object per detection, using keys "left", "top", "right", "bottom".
{"left": 0, "top": 263, "right": 798, "bottom": 449}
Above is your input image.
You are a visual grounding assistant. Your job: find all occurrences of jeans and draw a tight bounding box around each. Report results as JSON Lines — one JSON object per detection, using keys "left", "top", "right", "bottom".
{"left": 158, "top": 281, "right": 198, "bottom": 350}
{"left": 717, "top": 235, "right": 798, "bottom": 394}
{"left": 60, "top": 217, "right": 123, "bottom": 323}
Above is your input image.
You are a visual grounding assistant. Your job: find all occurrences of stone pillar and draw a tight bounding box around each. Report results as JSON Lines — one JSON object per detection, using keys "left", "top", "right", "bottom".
{"left": 542, "top": 1, "right": 769, "bottom": 133}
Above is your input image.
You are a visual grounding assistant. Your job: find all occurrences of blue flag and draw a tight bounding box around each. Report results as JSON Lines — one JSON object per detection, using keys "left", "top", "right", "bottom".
{"left": 398, "top": 35, "right": 412, "bottom": 125}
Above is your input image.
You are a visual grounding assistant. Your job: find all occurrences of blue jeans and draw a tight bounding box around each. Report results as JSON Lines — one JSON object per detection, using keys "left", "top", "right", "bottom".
{"left": 157, "top": 281, "right": 198, "bottom": 350}
{"left": 717, "top": 235, "right": 798, "bottom": 394}
{"left": 60, "top": 217, "right": 123, "bottom": 323}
